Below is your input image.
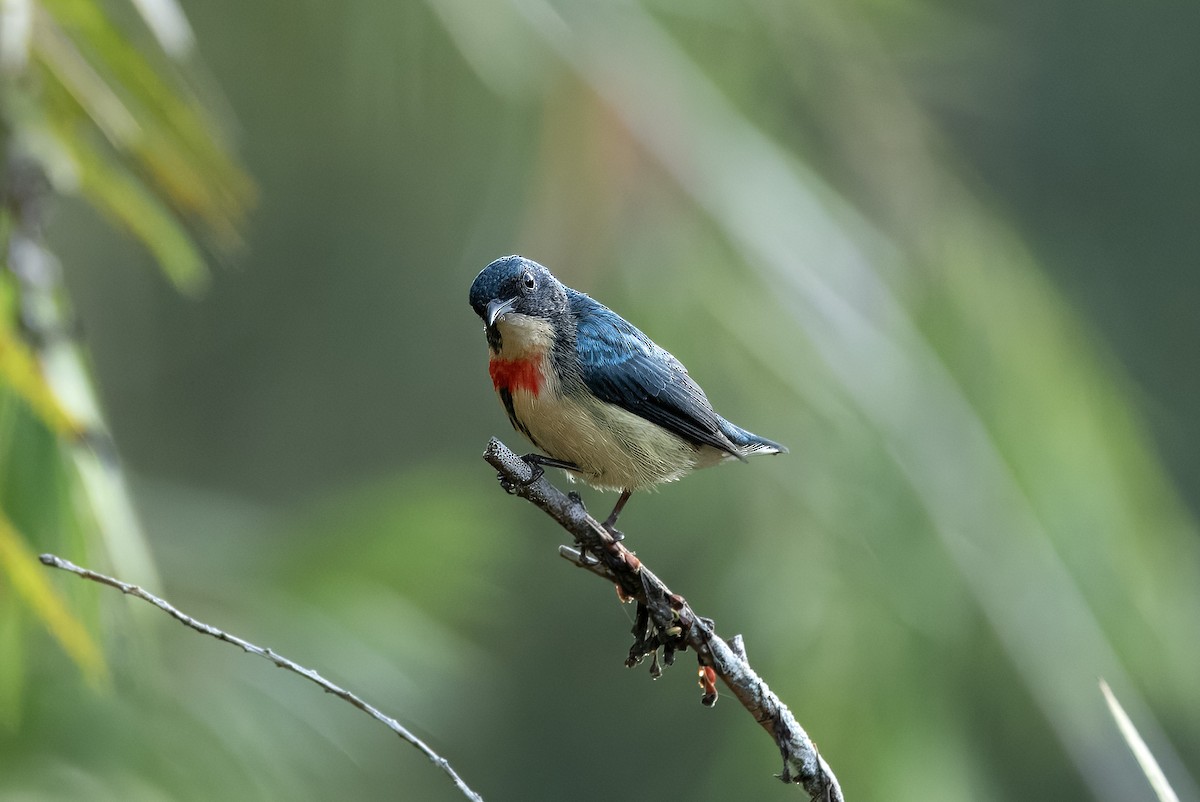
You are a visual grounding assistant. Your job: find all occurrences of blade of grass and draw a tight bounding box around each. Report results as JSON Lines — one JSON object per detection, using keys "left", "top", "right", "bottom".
{"left": 1100, "top": 679, "right": 1181, "bottom": 802}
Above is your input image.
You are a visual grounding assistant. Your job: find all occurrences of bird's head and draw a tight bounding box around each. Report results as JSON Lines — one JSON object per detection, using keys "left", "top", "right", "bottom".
{"left": 470, "top": 255, "right": 569, "bottom": 352}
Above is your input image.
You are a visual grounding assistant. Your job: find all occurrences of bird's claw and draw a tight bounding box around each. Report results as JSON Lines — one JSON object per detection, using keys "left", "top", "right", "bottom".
{"left": 513, "top": 457, "right": 544, "bottom": 486}
{"left": 495, "top": 455, "right": 543, "bottom": 492}
{"left": 517, "top": 452, "right": 580, "bottom": 487}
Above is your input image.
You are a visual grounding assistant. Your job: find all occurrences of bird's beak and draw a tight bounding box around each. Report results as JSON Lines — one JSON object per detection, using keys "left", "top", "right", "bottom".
{"left": 485, "top": 297, "right": 517, "bottom": 328}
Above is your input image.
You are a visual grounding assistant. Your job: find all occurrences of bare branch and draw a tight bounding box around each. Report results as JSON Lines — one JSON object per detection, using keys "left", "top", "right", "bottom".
{"left": 38, "top": 553, "right": 486, "bottom": 802}
{"left": 483, "top": 438, "right": 843, "bottom": 801}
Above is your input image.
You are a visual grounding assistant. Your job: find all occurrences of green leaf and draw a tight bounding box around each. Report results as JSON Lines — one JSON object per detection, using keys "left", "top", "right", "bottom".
{"left": 62, "top": 124, "right": 210, "bottom": 292}
{"left": 15, "top": 1, "right": 254, "bottom": 290}
{"left": 35, "top": 0, "right": 253, "bottom": 239}
{"left": 0, "top": 510, "right": 107, "bottom": 687}
{"left": 0, "top": 315, "right": 83, "bottom": 438}
{"left": 0, "top": 582, "right": 26, "bottom": 731}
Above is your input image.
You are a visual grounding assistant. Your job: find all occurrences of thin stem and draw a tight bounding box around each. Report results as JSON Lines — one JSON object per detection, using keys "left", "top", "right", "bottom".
{"left": 38, "top": 553, "right": 485, "bottom": 802}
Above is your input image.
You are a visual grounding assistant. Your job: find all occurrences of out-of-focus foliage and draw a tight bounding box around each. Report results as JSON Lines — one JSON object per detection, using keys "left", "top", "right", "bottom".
{"left": 0, "top": 510, "right": 105, "bottom": 686}
{"left": 0, "top": 297, "right": 80, "bottom": 437}
{"left": 3, "top": 1, "right": 1200, "bottom": 801}
{"left": 0, "top": 0, "right": 249, "bottom": 741}
{"left": 5, "top": 0, "right": 253, "bottom": 290}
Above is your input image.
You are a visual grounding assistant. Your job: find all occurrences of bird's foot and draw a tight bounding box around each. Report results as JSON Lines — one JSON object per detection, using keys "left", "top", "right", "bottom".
{"left": 600, "top": 489, "right": 631, "bottom": 543}
{"left": 517, "top": 458, "right": 544, "bottom": 486}
{"left": 601, "top": 508, "right": 626, "bottom": 543}
{"left": 497, "top": 469, "right": 525, "bottom": 494}
{"left": 500, "top": 455, "right": 547, "bottom": 492}
{"left": 602, "top": 523, "right": 625, "bottom": 543}
{"left": 516, "top": 453, "right": 580, "bottom": 487}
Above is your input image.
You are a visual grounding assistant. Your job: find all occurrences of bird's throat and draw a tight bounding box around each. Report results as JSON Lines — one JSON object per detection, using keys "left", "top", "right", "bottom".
{"left": 488, "top": 312, "right": 555, "bottom": 398}
{"left": 489, "top": 355, "right": 542, "bottom": 397}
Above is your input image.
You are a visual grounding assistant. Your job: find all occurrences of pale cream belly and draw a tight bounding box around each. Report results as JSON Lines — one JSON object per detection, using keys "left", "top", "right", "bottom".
{"left": 506, "top": 386, "right": 721, "bottom": 491}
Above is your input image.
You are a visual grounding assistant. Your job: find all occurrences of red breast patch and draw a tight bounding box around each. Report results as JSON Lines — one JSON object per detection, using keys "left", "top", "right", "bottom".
{"left": 489, "top": 356, "right": 542, "bottom": 396}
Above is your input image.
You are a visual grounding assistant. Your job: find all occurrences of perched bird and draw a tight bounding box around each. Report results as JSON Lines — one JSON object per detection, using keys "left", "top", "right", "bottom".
{"left": 469, "top": 255, "right": 786, "bottom": 534}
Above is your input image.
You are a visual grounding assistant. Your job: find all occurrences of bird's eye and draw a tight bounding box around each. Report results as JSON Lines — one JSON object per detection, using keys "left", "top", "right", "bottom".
{"left": 522, "top": 272, "right": 536, "bottom": 291}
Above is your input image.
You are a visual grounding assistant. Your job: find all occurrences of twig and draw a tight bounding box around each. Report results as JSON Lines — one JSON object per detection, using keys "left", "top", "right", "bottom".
{"left": 484, "top": 438, "right": 843, "bottom": 801}
{"left": 38, "top": 553, "right": 486, "bottom": 802}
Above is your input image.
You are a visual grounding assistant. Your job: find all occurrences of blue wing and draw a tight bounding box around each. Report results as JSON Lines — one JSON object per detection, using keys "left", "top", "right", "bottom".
{"left": 571, "top": 292, "right": 739, "bottom": 456}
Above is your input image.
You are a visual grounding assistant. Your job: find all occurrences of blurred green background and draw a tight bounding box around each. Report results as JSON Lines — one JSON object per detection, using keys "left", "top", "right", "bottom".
{"left": 2, "top": 1, "right": 1199, "bottom": 800}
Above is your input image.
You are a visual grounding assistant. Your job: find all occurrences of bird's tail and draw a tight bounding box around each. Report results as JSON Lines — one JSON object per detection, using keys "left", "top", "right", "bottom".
{"left": 716, "top": 417, "right": 788, "bottom": 458}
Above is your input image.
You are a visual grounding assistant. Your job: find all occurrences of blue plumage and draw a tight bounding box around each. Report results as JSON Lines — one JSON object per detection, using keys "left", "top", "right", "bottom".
{"left": 571, "top": 290, "right": 743, "bottom": 457}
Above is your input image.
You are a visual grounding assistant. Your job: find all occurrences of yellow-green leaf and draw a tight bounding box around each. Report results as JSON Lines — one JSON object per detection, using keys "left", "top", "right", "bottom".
{"left": 0, "top": 318, "right": 83, "bottom": 438}
{"left": 0, "top": 510, "right": 107, "bottom": 686}
{"left": 53, "top": 117, "right": 210, "bottom": 292}
{"left": 34, "top": 0, "right": 253, "bottom": 245}
{"left": 0, "top": 583, "right": 27, "bottom": 731}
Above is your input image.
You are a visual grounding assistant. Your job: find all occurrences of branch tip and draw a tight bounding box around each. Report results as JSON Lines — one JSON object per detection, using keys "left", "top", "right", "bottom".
{"left": 482, "top": 438, "right": 843, "bottom": 802}
{"left": 39, "top": 552, "right": 486, "bottom": 802}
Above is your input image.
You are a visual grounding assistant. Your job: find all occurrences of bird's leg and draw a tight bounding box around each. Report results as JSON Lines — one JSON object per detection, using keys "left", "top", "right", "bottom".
{"left": 601, "top": 490, "right": 632, "bottom": 542}
{"left": 515, "top": 453, "right": 580, "bottom": 486}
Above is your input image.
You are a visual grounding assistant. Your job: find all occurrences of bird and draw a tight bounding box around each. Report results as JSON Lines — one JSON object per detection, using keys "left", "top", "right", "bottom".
{"left": 469, "top": 255, "right": 786, "bottom": 536}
